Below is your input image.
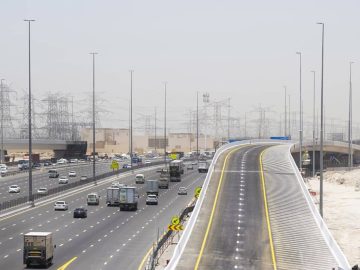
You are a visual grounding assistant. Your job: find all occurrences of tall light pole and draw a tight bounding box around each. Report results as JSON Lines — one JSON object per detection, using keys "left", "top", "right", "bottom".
{"left": 129, "top": 70, "right": 134, "bottom": 171}
{"left": 90, "top": 52, "right": 98, "bottom": 185}
{"left": 348, "top": 61, "right": 354, "bottom": 169}
{"left": 296, "top": 52, "right": 303, "bottom": 172}
{"left": 24, "top": 19, "right": 35, "bottom": 207}
{"left": 284, "top": 86, "right": 287, "bottom": 137}
{"left": 154, "top": 107, "right": 157, "bottom": 154}
{"left": 196, "top": 92, "right": 199, "bottom": 160}
{"left": 288, "top": 94, "right": 291, "bottom": 137}
{"left": 202, "top": 93, "right": 209, "bottom": 150}
{"left": 311, "top": 71, "right": 316, "bottom": 177}
{"left": 317, "top": 22, "right": 325, "bottom": 217}
{"left": 0, "top": 79, "right": 4, "bottom": 164}
{"left": 163, "top": 82, "right": 167, "bottom": 167}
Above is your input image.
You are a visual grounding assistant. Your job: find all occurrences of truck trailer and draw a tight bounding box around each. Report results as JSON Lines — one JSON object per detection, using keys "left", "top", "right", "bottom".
{"left": 146, "top": 179, "right": 159, "bottom": 195}
{"left": 119, "top": 186, "right": 138, "bottom": 211}
{"left": 23, "top": 232, "right": 55, "bottom": 268}
{"left": 106, "top": 187, "right": 120, "bottom": 206}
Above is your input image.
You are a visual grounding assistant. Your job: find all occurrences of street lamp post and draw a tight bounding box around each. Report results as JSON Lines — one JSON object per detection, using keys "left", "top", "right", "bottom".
{"left": 130, "top": 70, "right": 134, "bottom": 172}
{"left": 284, "top": 86, "right": 287, "bottom": 137}
{"left": 317, "top": 22, "right": 325, "bottom": 217}
{"left": 0, "top": 79, "right": 4, "bottom": 164}
{"left": 196, "top": 92, "right": 199, "bottom": 161}
{"left": 90, "top": 52, "right": 98, "bottom": 185}
{"left": 311, "top": 70, "right": 316, "bottom": 177}
{"left": 24, "top": 19, "right": 35, "bottom": 207}
{"left": 348, "top": 61, "right": 354, "bottom": 169}
{"left": 163, "top": 82, "right": 167, "bottom": 167}
{"left": 296, "top": 52, "right": 303, "bottom": 172}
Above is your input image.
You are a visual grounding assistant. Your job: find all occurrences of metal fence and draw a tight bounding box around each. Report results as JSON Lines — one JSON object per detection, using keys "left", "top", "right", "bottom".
{"left": 145, "top": 201, "right": 196, "bottom": 270}
{"left": 0, "top": 161, "right": 163, "bottom": 211}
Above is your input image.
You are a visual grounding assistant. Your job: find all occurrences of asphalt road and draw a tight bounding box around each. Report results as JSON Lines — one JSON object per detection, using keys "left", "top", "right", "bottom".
{"left": 177, "top": 145, "right": 274, "bottom": 270}
{"left": 0, "top": 160, "right": 126, "bottom": 203}
{"left": 0, "top": 165, "right": 205, "bottom": 270}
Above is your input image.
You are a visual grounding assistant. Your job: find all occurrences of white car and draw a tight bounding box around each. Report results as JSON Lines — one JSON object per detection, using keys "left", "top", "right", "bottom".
{"left": 54, "top": 201, "right": 68, "bottom": 211}
{"left": 58, "top": 176, "right": 69, "bottom": 184}
{"left": 68, "top": 171, "right": 77, "bottom": 177}
{"left": 146, "top": 194, "right": 158, "bottom": 205}
{"left": 80, "top": 175, "right": 87, "bottom": 181}
{"left": 69, "top": 159, "right": 78, "bottom": 163}
{"left": 178, "top": 187, "right": 188, "bottom": 195}
{"left": 9, "top": 185, "right": 20, "bottom": 193}
{"left": 145, "top": 160, "right": 151, "bottom": 164}
{"left": 37, "top": 187, "right": 48, "bottom": 195}
{"left": 0, "top": 167, "right": 7, "bottom": 176}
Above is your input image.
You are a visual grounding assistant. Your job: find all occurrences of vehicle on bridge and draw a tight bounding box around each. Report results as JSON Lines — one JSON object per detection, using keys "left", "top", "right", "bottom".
{"left": 58, "top": 176, "right": 68, "bottom": 184}
{"left": 8, "top": 185, "right": 20, "bottom": 193}
{"left": 68, "top": 171, "right": 76, "bottom": 177}
{"left": 48, "top": 169, "right": 59, "bottom": 178}
{"left": 37, "top": 187, "right": 48, "bottom": 195}
{"left": 23, "top": 232, "right": 55, "bottom": 268}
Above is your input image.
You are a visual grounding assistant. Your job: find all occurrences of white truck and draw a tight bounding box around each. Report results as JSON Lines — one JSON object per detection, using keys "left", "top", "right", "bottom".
{"left": 23, "top": 232, "right": 55, "bottom": 268}
{"left": 146, "top": 179, "right": 159, "bottom": 195}
{"left": 158, "top": 171, "right": 170, "bottom": 189}
{"left": 106, "top": 187, "right": 120, "bottom": 206}
{"left": 198, "top": 161, "right": 209, "bottom": 173}
{"left": 119, "top": 186, "right": 138, "bottom": 211}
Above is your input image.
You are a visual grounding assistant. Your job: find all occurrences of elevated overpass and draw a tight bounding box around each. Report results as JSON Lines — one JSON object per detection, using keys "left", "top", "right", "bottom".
{"left": 165, "top": 141, "right": 350, "bottom": 270}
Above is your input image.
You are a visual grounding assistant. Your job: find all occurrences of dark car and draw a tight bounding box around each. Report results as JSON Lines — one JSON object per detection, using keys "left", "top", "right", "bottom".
{"left": 43, "top": 161, "right": 51, "bottom": 166}
{"left": 73, "top": 207, "right": 87, "bottom": 218}
{"left": 32, "top": 163, "right": 41, "bottom": 168}
{"left": 123, "top": 164, "right": 131, "bottom": 169}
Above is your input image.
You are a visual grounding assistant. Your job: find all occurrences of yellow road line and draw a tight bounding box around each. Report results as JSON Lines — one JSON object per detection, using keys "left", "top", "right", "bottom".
{"left": 259, "top": 149, "right": 277, "bottom": 270}
{"left": 57, "top": 256, "right": 77, "bottom": 270}
{"left": 138, "top": 244, "right": 154, "bottom": 270}
{"left": 194, "top": 147, "right": 239, "bottom": 270}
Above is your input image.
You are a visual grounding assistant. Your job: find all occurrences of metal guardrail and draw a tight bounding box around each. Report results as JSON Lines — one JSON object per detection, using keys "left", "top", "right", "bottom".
{"left": 145, "top": 202, "right": 196, "bottom": 270}
{"left": 0, "top": 161, "right": 164, "bottom": 211}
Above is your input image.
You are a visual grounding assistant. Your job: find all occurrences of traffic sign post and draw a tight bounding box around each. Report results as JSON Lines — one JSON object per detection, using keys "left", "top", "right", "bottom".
{"left": 171, "top": 216, "right": 180, "bottom": 226}
{"left": 110, "top": 160, "right": 119, "bottom": 170}
{"left": 194, "top": 186, "right": 202, "bottom": 198}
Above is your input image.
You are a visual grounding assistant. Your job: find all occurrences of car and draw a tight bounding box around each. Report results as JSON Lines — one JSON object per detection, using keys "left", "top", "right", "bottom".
{"left": 37, "top": 187, "right": 48, "bottom": 195}
{"left": 68, "top": 171, "right": 76, "bottom": 177}
{"left": 178, "top": 187, "right": 187, "bottom": 195}
{"left": 0, "top": 167, "right": 7, "bottom": 176}
{"left": 191, "top": 161, "right": 197, "bottom": 165}
{"left": 111, "top": 181, "right": 123, "bottom": 188}
{"left": 73, "top": 207, "right": 87, "bottom": 218}
{"left": 54, "top": 201, "right": 68, "bottom": 211}
{"left": 123, "top": 164, "right": 131, "bottom": 169}
{"left": 80, "top": 175, "right": 88, "bottom": 181}
{"left": 146, "top": 194, "right": 158, "bottom": 205}
{"left": 8, "top": 185, "right": 20, "bottom": 193}
{"left": 43, "top": 161, "right": 51, "bottom": 166}
{"left": 187, "top": 164, "right": 194, "bottom": 170}
{"left": 58, "top": 176, "right": 69, "bottom": 184}
{"left": 69, "top": 159, "right": 78, "bottom": 163}
{"left": 145, "top": 160, "right": 151, "bottom": 164}
{"left": 32, "top": 163, "right": 41, "bottom": 168}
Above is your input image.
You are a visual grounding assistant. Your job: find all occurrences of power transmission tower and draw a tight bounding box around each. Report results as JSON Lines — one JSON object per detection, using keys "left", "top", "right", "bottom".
{"left": 0, "top": 82, "right": 16, "bottom": 138}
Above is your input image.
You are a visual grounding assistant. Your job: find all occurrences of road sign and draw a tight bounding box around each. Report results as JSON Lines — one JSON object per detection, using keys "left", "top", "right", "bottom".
{"left": 110, "top": 160, "right": 119, "bottom": 170}
{"left": 194, "top": 186, "right": 202, "bottom": 198}
{"left": 168, "top": 224, "right": 184, "bottom": 231}
{"left": 171, "top": 216, "right": 180, "bottom": 225}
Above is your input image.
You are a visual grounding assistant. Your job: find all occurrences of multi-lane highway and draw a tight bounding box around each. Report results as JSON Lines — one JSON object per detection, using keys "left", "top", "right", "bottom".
{"left": 0, "top": 163, "right": 205, "bottom": 270}
{"left": 176, "top": 144, "right": 274, "bottom": 269}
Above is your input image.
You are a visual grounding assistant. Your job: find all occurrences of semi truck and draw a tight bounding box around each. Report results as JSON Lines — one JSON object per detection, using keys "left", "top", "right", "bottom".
{"left": 169, "top": 160, "right": 183, "bottom": 182}
{"left": 106, "top": 187, "right": 120, "bottom": 206}
{"left": 158, "top": 171, "right": 170, "bottom": 189}
{"left": 146, "top": 179, "right": 159, "bottom": 195}
{"left": 119, "top": 186, "right": 138, "bottom": 211}
{"left": 198, "top": 161, "right": 210, "bottom": 173}
{"left": 23, "top": 232, "right": 55, "bottom": 268}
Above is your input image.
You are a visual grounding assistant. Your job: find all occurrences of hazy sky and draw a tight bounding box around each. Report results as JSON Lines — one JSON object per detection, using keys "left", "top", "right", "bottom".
{"left": 1, "top": 0, "right": 359, "bottom": 137}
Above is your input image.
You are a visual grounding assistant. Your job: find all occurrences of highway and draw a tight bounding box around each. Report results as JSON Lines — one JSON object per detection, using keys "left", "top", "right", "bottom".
{"left": 0, "top": 160, "right": 122, "bottom": 204}
{"left": 176, "top": 145, "right": 274, "bottom": 269}
{"left": 0, "top": 164, "right": 205, "bottom": 270}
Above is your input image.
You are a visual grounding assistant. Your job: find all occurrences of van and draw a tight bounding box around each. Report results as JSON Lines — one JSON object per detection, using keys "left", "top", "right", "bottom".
{"left": 135, "top": 174, "right": 145, "bottom": 184}
{"left": 48, "top": 169, "right": 59, "bottom": 178}
{"left": 87, "top": 193, "right": 100, "bottom": 205}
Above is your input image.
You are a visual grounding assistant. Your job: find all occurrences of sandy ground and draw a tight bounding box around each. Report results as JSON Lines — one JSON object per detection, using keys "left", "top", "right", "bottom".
{"left": 306, "top": 169, "right": 360, "bottom": 266}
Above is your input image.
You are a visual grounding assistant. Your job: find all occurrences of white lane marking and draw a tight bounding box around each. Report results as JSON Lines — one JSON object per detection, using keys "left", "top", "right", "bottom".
{"left": 4, "top": 255, "right": 8, "bottom": 259}
{"left": 59, "top": 243, "right": 64, "bottom": 247}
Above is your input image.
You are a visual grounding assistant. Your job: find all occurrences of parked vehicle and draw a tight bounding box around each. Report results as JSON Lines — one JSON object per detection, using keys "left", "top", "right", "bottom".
{"left": 158, "top": 171, "right": 170, "bottom": 189}
{"left": 146, "top": 194, "right": 158, "bottom": 205}
{"left": 48, "top": 169, "right": 59, "bottom": 178}
{"left": 178, "top": 187, "right": 188, "bottom": 195}
{"left": 37, "top": 187, "right": 48, "bottom": 195}
{"left": 119, "top": 186, "right": 138, "bottom": 211}
{"left": 54, "top": 201, "right": 68, "bottom": 211}
{"left": 68, "top": 171, "right": 76, "bottom": 177}
{"left": 73, "top": 207, "right": 87, "bottom": 218}
{"left": 198, "top": 161, "right": 209, "bottom": 173}
{"left": 87, "top": 193, "right": 100, "bottom": 205}
{"left": 9, "top": 185, "right": 20, "bottom": 193}
{"left": 135, "top": 174, "right": 145, "bottom": 184}
{"left": 106, "top": 187, "right": 120, "bottom": 206}
{"left": 23, "top": 232, "right": 55, "bottom": 268}
{"left": 58, "top": 176, "right": 68, "bottom": 184}
{"left": 146, "top": 179, "right": 159, "bottom": 195}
